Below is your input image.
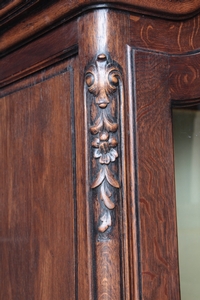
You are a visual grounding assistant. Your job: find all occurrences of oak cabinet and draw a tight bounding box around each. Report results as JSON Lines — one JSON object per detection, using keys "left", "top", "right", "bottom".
{"left": 1, "top": 1, "right": 200, "bottom": 299}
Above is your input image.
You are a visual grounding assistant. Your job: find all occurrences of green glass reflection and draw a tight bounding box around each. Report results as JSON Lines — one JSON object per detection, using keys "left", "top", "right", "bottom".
{"left": 173, "top": 106, "right": 200, "bottom": 300}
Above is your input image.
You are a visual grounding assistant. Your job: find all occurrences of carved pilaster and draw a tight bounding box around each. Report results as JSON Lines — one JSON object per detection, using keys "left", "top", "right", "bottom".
{"left": 79, "top": 10, "right": 130, "bottom": 299}
{"left": 85, "top": 53, "right": 123, "bottom": 234}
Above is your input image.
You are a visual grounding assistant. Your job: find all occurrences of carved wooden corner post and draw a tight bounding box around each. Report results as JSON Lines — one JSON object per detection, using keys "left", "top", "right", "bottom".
{"left": 84, "top": 53, "right": 123, "bottom": 299}
{"left": 78, "top": 9, "right": 131, "bottom": 299}
{"left": 85, "top": 53, "right": 122, "bottom": 233}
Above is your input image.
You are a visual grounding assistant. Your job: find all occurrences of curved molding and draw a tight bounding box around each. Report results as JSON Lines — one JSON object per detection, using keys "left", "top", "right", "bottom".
{"left": 2, "top": 1, "right": 200, "bottom": 56}
{"left": 85, "top": 53, "right": 123, "bottom": 233}
{"left": 0, "top": 0, "right": 39, "bottom": 26}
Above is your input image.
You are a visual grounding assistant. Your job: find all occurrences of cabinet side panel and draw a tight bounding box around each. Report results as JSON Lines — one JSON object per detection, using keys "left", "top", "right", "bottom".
{"left": 0, "top": 63, "right": 76, "bottom": 300}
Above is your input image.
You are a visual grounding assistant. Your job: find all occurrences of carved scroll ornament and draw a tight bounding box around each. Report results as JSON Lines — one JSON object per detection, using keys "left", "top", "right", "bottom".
{"left": 85, "top": 53, "right": 123, "bottom": 233}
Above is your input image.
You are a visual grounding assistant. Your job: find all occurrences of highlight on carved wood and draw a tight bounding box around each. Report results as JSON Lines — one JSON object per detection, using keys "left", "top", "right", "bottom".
{"left": 85, "top": 53, "right": 123, "bottom": 233}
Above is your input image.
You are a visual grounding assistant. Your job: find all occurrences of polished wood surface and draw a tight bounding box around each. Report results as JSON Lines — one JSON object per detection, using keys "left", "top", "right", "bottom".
{"left": 132, "top": 50, "right": 180, "bottom": 299}
{"left": 0, "top": 20, "right": 78, "bottom": 88}
{"left": 0, "top": 0, "right": 39, "bottom": 25}
{"left": 1, "top": 1, "right": 200, "bottom": 299}
{"left": 78, "top": 10, "right": 131, "bottom": 299}
{"left": 170, "top": 54, "right": 200, "bottom": 101}
{"left": 0, "top": 60, "right": 77, "bottom": 299}
{"left": 1, "top": 0, "right": 200, "bottom": 55}
{"left": 130, "top": 13, "right": 200, "bottom": 54}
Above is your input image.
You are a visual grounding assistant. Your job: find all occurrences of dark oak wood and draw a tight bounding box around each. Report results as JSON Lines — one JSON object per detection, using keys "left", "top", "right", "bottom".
{"left": 170, "top": 53, "right": 200, "bottom": 101}
{"left": 0, "top": 0, "right": 39, "bottom": 25}
{"left": 0, "top": 20, "right": 78, "bottom": 88}
{"left": 1, "top": 0, "right": 200, "bottom": 55}
{"left": 78, "top": 10, "right": 131, "bottom": 299}
{"left": 2, "top": 2, "right": 200, "bottom": 300}
{"left": 130, "top": 13, "right": 200, "bottom": 54}
{"left": 132, "top": 50, "right": 180, "bottom": 300}
{"left": 0, "top": 60, "right": 77, "bottom": 300}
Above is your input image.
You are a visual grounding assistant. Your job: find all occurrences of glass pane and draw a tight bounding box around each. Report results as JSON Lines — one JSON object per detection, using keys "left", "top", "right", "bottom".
{"left": 173, "top": 106, "right": 200, "bottom": 300}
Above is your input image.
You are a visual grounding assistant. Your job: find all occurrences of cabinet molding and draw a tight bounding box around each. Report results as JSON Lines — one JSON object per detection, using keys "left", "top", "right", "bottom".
{"left": 1, "top": 1, "right": 200, "bottom": 56}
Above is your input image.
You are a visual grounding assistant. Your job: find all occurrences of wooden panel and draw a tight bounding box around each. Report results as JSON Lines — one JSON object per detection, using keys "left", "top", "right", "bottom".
{"left": 170, "top": 53, "right": 200, "bottom": 102}
{"left": 130, "top": 14, "right": 200, "bottom": 54}
{"left": 0, "top": 0, "right": 39, "bottom": 25}
{"left": 0, "top": 61, "right": 76, "bottom": 299}
{"left": 131, "top": 49, "right": 180, "bottom": 300}
{"left": 0, "top": 20, "right": 78, "bottom": 88}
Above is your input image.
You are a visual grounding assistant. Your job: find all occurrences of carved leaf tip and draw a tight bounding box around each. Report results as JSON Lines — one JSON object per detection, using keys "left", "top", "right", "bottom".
{"left": 98, "top": 212, "right": 112, "bottom": 233}
{"left": 103, "top": 113, "right": 118, "bottom": 132}
{"left": 100, "top": 184, "right": 115, "bottom": 210}
{"left": 91, "top": 168, "right": 105, "bottom": 189}
{"left": 90, "top": 115, "right": 103, "bottom": 135}
{"left": 105, "top": 166, "right": 120, "bottom": 188}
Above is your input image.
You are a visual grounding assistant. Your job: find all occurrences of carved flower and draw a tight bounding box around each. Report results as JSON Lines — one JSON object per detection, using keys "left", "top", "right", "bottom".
{"left": 92, "top": 131, "right": 118, "bottom": 164}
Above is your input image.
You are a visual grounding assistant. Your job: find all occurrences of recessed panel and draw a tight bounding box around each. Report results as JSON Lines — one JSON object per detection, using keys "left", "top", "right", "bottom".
{"left": 0, "top": 64, "right": 76, "bottom": 299}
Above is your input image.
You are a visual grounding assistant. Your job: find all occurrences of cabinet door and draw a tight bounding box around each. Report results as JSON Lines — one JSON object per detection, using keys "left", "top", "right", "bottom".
{"left": 127, "top": 47, "right": 200, "bottom": 299}
{"left": 127, "top": 49, "right": 180, "bottom": 300}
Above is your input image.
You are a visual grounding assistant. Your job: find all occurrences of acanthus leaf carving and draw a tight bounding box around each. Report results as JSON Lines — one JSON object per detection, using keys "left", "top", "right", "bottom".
{"left": 105, "top": 166, "right": 120, "bottom": 188}
{"left": 98, "top": 211, "right": 112, "bottom": 233}
{"left": 103, "top": 111, "right": 118, "bottom": 132}
{"left": 91, "top": 168, "right": 105, "bottom": 189}
{"left": 90, "top": 114, "right": 104, "bottom": 135}
{"left": 100, "top": 182, "right": 115, "bottom": 210}
{"left": 85, "top": 53, "right": 123, "bottom": 233}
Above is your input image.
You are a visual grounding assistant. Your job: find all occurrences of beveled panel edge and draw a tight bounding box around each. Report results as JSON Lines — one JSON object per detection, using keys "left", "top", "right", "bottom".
{"left": 123, "top": 47, "right": 200, "bottom": 103}
{"left": 0, "top": 0, "right": 39, "bottom": 25}
{"left": 1, "top": 1, "right": 200, "bottom": 57}
{"left": 0, "top": 19, "right": 78, "bottom": 88}
{"left": 0, "top": 46, "right": 78, "bottom": 97}
{"left": 0, "top": 45, "right": 78, "bottom": 89}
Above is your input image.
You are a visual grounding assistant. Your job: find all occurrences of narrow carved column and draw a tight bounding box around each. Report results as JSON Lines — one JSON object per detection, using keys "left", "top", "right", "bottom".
{"left": 78, "top": 9, "right": 131, "bottom": 299}
{"left": 85, "top": 53, "right": 124, "bottom": 299}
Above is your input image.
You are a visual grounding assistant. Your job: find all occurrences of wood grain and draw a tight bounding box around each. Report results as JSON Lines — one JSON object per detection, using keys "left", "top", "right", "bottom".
{"left": 0, "top": 0, "right": 39, "bottom": 25}
{"left": 0, "top": 61, "right": 77, "bottom": 300}
{"left": 170, "top": 53, "right": 200, "bottom": 102}
{"left": 78, "top": 9, "right": 131, "bottom": 300}
{"left": 130, "top": 13, "right": 200, "bottom": 54}
{"left": 0, "top": 20, "right": 78, "bottom": 88}
{"left": 1, "top": 0, "right": 200, "bottom": 55}
{"left": 2, "top": 2, "right": 200, "bottom": 299}
{"left": 72, "top": 56, "right": 93, "bottom": 300}
{"left": 132, "top": 50, "right": 180, "bottom": 300}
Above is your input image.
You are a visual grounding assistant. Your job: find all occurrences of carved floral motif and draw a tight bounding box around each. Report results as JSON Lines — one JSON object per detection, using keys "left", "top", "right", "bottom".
{"left": 85, "top": 53, "right": 123, "bottom": 233}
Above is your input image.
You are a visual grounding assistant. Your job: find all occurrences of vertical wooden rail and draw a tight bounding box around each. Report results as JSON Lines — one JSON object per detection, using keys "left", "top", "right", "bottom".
{"left": 85, "top": 53, "right": 122, "bottom": 300}
{"left": 78, "top": 9, "right": 131, "bottom": 299}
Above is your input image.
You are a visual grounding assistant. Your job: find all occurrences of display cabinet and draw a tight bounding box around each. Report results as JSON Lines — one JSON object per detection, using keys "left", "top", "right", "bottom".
{"left": 1, "top": 1, "right": 200, "bottom": 299}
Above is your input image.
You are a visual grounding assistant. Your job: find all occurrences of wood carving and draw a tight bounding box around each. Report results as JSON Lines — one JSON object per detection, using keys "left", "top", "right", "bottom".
{"left": 85, "top": 53, "right": 123, "bottom": 233}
